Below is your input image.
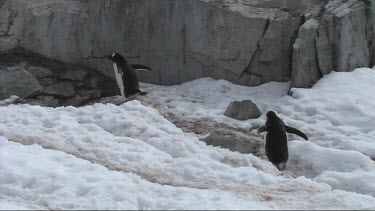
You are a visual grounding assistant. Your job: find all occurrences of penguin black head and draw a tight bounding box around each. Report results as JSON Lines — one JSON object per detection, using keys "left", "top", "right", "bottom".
{"left": 266, "top": 111, "right": 277, "bottom": 119}
{"left": 108, "top": 52, "right": 124, "bottom": 63}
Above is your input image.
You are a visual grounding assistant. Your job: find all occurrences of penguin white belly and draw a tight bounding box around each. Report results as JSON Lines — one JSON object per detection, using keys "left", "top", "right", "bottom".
{"left": 113, "top": 63, "right": 125, "bottom": 98}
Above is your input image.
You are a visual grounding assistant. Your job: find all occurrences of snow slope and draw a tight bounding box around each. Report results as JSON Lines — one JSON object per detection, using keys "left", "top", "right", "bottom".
{"left": 1, "top": 68, "right": 375, "bottom": 209}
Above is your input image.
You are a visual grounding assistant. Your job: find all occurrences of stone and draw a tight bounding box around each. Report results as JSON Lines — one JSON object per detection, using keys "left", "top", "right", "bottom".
{"left": 0, "top": 66, "right": 42, "bottom": 100}
{"left": 78, "top": 89, "right": 102, "bottom": 99}
{"left": 27, "top": 66, "right": 53, "bottom": 79}
{"left": 291, "top": 19, "right": 321, "bottom": 88}
{"left": 0, "top": 37, "right": 19, "bottom": 52}
{"left": 59, "top": 70, "right": 88, "bottom": 81}
{"left": 0, "top": 95, "right": 20, "bottom": 106}
{"left": 318, "top": 0, "right": 370, "bottom": 72}
{"left": 224, "top": 100, "right": 262, "bottom": 120}
{"left": 43, "top": 82, "right": 76, "bottom": 98}
{"left": 1, "top": 0, "right": 374, "bottom": 89}
{"left": 62, "top": 95, "right": 91, "bottom": 107}
{"left": 201, "top": 131, "right": 263, "bottom": 154}
{"left": 26, "top": 95, "right": 60, "bottom": 107}
{"left": 0, "top": 0, "right": 320, "bottom": 87}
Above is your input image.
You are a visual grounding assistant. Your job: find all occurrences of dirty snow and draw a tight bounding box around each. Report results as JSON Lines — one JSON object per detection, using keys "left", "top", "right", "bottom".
{"left": 1, "top": 67, "right": 375, "bottom": 209}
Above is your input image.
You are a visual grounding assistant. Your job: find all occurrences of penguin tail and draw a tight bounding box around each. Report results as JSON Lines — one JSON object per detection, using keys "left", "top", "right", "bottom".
{"left": 140, "top": 91, "right": 148, "bottom": 96}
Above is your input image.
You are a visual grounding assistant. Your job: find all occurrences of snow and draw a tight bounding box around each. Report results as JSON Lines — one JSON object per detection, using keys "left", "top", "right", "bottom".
{"left": 1, "top": 67, "right": 375, "bottom": 209}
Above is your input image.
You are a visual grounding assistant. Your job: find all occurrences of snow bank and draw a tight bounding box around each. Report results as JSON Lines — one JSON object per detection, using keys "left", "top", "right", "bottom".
{"left": 142, "top": 67, "right": 375, "bottom": 198}
{"left": 288, "top": 141, "right": 375, "bottom": 178}
{"left": 0, "top": 137, "right": 270, "bottom": 210}
{"left": 1, "top": 68, "right": 375, "bottom": 209}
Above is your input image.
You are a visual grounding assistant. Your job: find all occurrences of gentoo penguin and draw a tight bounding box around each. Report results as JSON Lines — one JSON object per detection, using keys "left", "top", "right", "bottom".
{"left": 257, "top": 111, "right": 308, "bottom": 170}
{"left": 108, "top": 52, "right": 152, "bottom": 98}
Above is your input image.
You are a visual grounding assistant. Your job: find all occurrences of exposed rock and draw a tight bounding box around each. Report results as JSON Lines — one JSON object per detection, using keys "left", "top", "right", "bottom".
{"left": 0, "top": 37, "right": 19, "bottom": 52}
{"left": 26, "top": 95, "right": 60, "bottom": 107}
{"left": 78, "top": 89, "right": 102, "bottom": 99}
{"left": 201, "top": 131, "right": 263, "bottom": 154}
{"left": 240, "top": 16, "right": 302, "bottom": 85}
{"left": 62, "top": 95, "right": 91, "bottom": 107}
{"left": 0, "top": 66, "right": 42, "bottom": 100}
{"left": 224, "top": 100, "right": 262, "bottom": 120}
{"left": 0, "top": 0, "right": 374, "bottom": 90}
{"left": 291, "top": 19, "right": 321, "bottom": 88}
{"left": 317, "top": 0, "right": 370, "bottom": 73}
{"left": 0, "top": 0, "right": 323, "bottom": 87}
{"left": 43, "top": 82, "right": 76, "bottom": 98}
{"left": 0, "top": 95, "right": 20, "bottom": 106}
{"left": 27, "top": 66, "right": 53, "bottom": 79}
{"left": 59, "top": 70, "right": 88, "bottom": 81}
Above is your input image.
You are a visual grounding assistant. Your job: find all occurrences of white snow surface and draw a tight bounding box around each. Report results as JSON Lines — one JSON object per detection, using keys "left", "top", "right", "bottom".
{"left": 1, "top": 67, "right": 375, "bottom": 209}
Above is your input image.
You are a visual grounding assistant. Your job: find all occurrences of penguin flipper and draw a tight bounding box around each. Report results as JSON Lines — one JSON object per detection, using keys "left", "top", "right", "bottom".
{"left": 285, "top": 126, "right": 308, "bottom": 140}
{"left": 131, "top": 64, "right": 152, "bottom": 71}
{"left": 257, "top": 126, "right": 267, "bottom": 134}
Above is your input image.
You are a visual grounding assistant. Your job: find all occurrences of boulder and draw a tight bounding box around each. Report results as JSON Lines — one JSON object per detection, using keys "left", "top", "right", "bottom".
{"left": 27, "top": 66, "right": 53, "bottom": 79}
{"left": 78, "top": 89, "right": 102, "bottom": 99}
{"left": 224, "top": 100, "right": 262, "bottom": 120}
{"left": 0, "top": 0, "right": 320, "bottom": 86}
{"left": 0, "top": 66, "right": 42, "bottom": 100}
{"left": 316, "top": 0, "right": 370, "bottom": 72}
{"left": 291, "top": 19, "right": 321, "bottom": 88}
{"left": 62, "top": 95, "right": 91, "bottom": 107}
{"left": 43, "top": 82, "right": 76, "bottom": 97}
{"left": 26, "top": 95, "right": 60, "bottom": 107}
{"left": 59, "top": 70, "right": 88, "bottom": 81}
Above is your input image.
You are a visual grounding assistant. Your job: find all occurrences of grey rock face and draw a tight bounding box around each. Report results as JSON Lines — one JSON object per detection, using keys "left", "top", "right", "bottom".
{"left": 78, "top": 89, "right": 102, "bottom": 98}
{"left": 26, "top": 95, "right": 60, "bottom": 107}
{"left": 43, "top": 82, "right": 76, "bottom": 98}
{"left": 0, "top": 0, "right": 314, "bottom": 87}
{"left": 27, "top": 66, "right": 53, "bottom": 79}
{"left": 0, "top": 66, "right": 42, "bottom": 100}
{"left": 224, "top": 100, "right": 262, "bottom": 120}
{"left": 291, "top": 19, "right": 321, "bottom": 88}
{"left": 317, "top": 0, "right": 370, "bottom": 73}
{"left": 1, "top": 0, "right": 374, "bottom": 90}
{"left": 290, "top": 0, "right": 375, "bottom": 88}
{"left": 59, "top": 70, "right": 88, "bottom": 81}
{"left": 62, "top": 95, "right": 91, "bottom": 107}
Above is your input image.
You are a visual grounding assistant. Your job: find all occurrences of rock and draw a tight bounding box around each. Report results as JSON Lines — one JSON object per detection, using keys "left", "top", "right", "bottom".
{"left": 59, "top": 70, "right": 88, "bottom": 81}
{"left": 0, "top": 95, "right": 20, "bottom": 106}
{"left": 62, "top": 95, "right": 91, "bottom": 107}
{"left": 291, "top": 19, "right": 321, "bottom": 88}
{"left": 26, "top": 95, "right": 60, "bottom": 107}
{"left": 0, "top": 37, "right": 19, "bottom": 52}
{"left": 27, "top": 66, "right": 53, "bottom": 79}
{"left": 224, "top": 100, "right": 262, "bottom": 120}
{"left": 317, "top": 0, "right": 370, "bottom": 72}
{"left": 0, "top": 66, "right": 42, "bottom": 100}
{"left": 89, "top": 77, "right": 119, "bottom": 97}
{"left": 201, "top": 131, "right": 263, "bottom": 154}
{"left": 78, "top": 89, "right": 102, "bottom": 99}
{"left": 240, "top": 16, "right": 302, "bottom": 85}
{"left": 0, "top": 0, "right": 323, "bottom": 87}
{"left": 43, "top": 82, "right": 76, "bottom": 98}
{"left": 1, "top": 0, "right": 374, "bottom": 89}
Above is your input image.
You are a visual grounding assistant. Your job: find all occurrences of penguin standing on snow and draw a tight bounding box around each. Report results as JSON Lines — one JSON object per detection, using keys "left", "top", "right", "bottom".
{"left": 108, "top": 52, "right": 152, "bottom": 99}
{"left": 257, "top": 111, "right": 308, "bottom": 171}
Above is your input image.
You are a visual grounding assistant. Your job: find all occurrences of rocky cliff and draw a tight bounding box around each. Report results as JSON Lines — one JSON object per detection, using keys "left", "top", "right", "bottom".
{"left": 0, "top": 0, "right": 374, "bottom": 88}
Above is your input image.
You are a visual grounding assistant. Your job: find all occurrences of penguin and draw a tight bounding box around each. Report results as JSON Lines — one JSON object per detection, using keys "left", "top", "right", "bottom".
{"left": 257, "top": 111, "right": 308, "bottom": 170}
{"left": 108, "top": 52, "right": 152, "bottom": 99}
